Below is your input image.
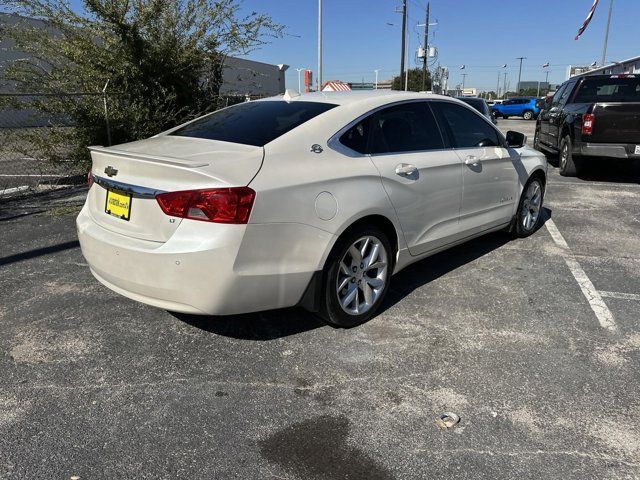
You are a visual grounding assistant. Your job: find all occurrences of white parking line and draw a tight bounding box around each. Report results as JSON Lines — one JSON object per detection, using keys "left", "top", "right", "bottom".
{"left": 544, "top": 217, "right": 618, "bottom": 332}
{"left": 599, "top": 291, "right": 640, "bottom": 301}
{"left": 0, "top": 185, "right": 30, "bottom": 195}
{"left": 0, "top": 174, "right": 62, "bottom": 177}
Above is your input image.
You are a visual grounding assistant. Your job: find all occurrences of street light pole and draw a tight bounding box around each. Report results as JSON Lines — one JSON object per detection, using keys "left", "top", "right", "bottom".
{"left": 503, "top": 71, "right": 508, "bottom": 99}
{"left": 317, "top": 0, "right": 322, "bottom": 91}
{"left": 295, "top": 68, "right": 304, "bottom": 93}
{"left": 374, "top": 69, "right": 380, "bottom": 89}
{"left": 601, "top": 0, "right": 613, "bottom": 66}
{"left": 516, "top": 56, "right": 526, "bottom": 94}
{"left": 496, "top": 71, "right": 501, "bottom": 98}
{"left": 461, "top": 73, "right": 467, "bottom": 92}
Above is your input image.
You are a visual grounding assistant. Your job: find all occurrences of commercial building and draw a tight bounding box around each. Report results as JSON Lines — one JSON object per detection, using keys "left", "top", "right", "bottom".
{"left": 567, "top": 55, "right": 640, "bottom": 79}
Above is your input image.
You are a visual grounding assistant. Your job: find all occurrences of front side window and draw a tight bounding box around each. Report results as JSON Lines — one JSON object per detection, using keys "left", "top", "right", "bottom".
{"left": 558, "top": 82, "right": 576, "bottom": 105}
{"left": 551, "top": 84, "right": 568, "bottom": 106}
{"left": 434, "top": 102, "right": 501, "bottom": 148}
{"left": 370, "top": 102, "right": 444, "bottom": 154}
{"left": 171, "top": 101, "right": 338, "bottom": 147}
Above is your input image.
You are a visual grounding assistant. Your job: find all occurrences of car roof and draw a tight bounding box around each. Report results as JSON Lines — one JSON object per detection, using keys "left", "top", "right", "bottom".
{"left": 257, "top": 89, "right": 454, "bottom": 108}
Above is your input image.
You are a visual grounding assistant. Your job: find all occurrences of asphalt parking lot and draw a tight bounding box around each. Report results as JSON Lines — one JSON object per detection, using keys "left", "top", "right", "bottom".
{"left": 1, "top": 127, "right": 639, "bottom": 479}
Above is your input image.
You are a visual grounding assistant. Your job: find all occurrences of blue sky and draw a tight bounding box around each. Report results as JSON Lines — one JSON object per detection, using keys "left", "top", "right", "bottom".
{"left": 233, "top": 0, "right": 638, "bottom": 91}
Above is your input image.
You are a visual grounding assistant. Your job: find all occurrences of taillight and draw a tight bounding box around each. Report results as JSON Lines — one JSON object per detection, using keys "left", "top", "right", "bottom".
{"left": 156, "top": 187, "right": 256, "bottom": 224}
{"left": 582, "top": 113, "right": 595, "bottom": 136}
{"left": 87, "top": 171, "right": 94, "bottom": 188}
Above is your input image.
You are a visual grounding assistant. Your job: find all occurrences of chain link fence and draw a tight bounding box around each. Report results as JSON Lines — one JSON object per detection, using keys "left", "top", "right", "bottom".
{"left": 0, "top": 92, "right": 254, "bottom": 201}
{"left": 0, "top": 93, "right": 92, "bottom": 199}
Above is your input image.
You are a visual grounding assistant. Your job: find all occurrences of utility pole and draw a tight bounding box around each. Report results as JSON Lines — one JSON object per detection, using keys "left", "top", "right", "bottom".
{"left": 516, "top": 57, "right": 526, "bottom": 94}
{"left": 374, "top": 69, "right": 380, "bottom": 89}
{"left": 601, "top": 0, "right": 613, "bottom": 66}
{"left": 461, "top": 73, "right": 467, "bottom": 92}
{"left": 399, "top": 0, "right": 407, "bottom": 90}
{"left": 421, "top": 2, "right": 430, "bottom": 91}
{"left": 317, "top": 0, "right": 322, "bottom": 91}
{"left": 295, "top": 68, "right": 304, "bottom": 93}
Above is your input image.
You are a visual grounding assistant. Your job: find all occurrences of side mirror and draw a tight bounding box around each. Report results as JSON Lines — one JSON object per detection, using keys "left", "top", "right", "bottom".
{"left": 506, "top": 130, "right": 526, "bottom": 148}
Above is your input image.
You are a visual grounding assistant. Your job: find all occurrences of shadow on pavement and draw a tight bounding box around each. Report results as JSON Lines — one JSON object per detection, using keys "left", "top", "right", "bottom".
{"left": 0, "top": 240, "right": 80, "bottom": 267}
{"left": 380, "top": 208, "right": 552, "bottom": 314}
{"left": 174, "top": 209, "right": 553, "bottom": 339}
{"left": 576, "top": 158, "right": 640, "bottom": 184}
{"left": 173, "top": 308, "right": 326, "bottom": 341}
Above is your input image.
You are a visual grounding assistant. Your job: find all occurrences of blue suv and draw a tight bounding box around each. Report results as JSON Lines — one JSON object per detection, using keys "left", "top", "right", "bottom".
{"left": 491, "top": 97, "right": 539, "bottom": 120}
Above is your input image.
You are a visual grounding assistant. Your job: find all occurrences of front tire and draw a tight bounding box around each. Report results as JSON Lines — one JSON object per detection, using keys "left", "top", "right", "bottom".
{"left": 559, "top": 135, "right": 579, "bottom": 176}
{"left": 318, "top": 226, "right": 393, "bottom": 327}
{"left": 523, "top": 110, "right": 534, "bottom": 120}
{"left": 533, "top": 125, "right": 541, "bottom": 151}
{"left": 511, "top": 177, "right": 545, "bottom": 238}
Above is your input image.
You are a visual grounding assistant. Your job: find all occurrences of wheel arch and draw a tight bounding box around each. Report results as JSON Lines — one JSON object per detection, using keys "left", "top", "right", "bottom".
{"left": 297, "top": 213, "right": 401, "bottom": 313}
{"left": 329, "top": 214, "right": 400, "bottom": 267}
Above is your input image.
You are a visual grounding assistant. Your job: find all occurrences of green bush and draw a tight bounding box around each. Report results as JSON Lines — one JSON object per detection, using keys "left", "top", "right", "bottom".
{"left": 1, "top": 0, "right": 283, "bottom": 165}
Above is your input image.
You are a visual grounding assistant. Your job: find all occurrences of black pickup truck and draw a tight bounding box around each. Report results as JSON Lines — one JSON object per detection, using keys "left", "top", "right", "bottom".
{"left": 534, "top": 74, "right": 640, "bottom": 176}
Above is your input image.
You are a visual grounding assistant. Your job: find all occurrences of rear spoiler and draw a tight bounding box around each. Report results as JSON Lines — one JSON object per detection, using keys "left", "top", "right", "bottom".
{"left": 88, "top": 145, "right": 209, "bottom": 168}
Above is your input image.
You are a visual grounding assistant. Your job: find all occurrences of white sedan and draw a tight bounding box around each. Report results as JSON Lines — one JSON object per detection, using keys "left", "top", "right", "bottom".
{"left": 77, "top": 90, "right": 547, "bottom": 327}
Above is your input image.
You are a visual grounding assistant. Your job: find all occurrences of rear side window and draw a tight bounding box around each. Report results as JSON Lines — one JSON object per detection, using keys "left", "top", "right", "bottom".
{"left": 573, "top": 77, "right": 640, "bottom": 103}
{"left": 171, "top": 101, "right": 338, "bottom": 146}
{"left": 371, "top": 102, "right": 444, "bottom": 154}
{"left": 340, "top": 119, "right": 370, "bottom": 154}
{"left": 434, "top": 102, "right": 501, "bottom": 148}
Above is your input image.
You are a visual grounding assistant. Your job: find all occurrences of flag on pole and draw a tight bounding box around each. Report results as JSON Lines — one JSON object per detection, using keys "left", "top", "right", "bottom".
{"left": 575, "top": 0, "right": 600, "bottom": 40}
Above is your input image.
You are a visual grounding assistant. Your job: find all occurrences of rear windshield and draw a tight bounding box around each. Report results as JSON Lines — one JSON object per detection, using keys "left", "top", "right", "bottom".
{"left": 171, "top": 101, "right": 338, "bottom": 146}
{"left": 458, "top": 98, "right": 485, "bottom": 112}
{"left": 573, "top": 77, "right": 640, "bottom": 103}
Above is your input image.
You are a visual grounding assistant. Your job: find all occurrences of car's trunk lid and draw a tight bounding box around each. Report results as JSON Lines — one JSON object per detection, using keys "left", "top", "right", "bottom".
{"left": 87, "top": 136, "right": 263, "bottom": 242}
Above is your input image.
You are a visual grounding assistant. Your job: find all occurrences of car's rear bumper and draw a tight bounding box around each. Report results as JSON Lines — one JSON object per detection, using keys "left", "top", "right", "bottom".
{"left": 579, "top": 142, "right": 640, "bottom": 159}
{"left": 77, "top": 204, "right": 334, "bottom": 315}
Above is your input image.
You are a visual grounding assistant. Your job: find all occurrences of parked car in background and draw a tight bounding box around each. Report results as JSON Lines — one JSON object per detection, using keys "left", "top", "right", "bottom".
{"left": 535, "top": 74, "right": 640, "bottom": 176}
{"left": 457, "top": 97, "right": 498, "bottom": 124}
{"left": 492, "top": 97, "right": 539, "bottom": 120}
{"left": 77, "top": 91, "right": 547, "bottom": 327}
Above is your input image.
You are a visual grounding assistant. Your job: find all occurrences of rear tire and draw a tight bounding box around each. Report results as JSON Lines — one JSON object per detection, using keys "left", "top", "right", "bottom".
{"left": 523, "top": 110, "right": 533, "bottom": 120}
{"left": 559, "top": 135, "right": 579, "bottom": 177}
{"left": 318, "top": 226, "right": 393, "bottom": 328}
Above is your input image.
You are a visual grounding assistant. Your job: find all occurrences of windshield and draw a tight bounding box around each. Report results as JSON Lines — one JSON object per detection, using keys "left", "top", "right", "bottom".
{"left": 171, "top": 101, "right": 338, "bottom": 146}
{"left": 573, "top": 77, "right": 640, "bottom": 103}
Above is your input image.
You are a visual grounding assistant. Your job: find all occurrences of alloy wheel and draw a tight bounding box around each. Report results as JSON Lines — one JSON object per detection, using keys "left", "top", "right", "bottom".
{"left": 520, "top": 180, "right": 543, "bottom": 231}
{"left": 560, "top": 143, "right": 568, "bottom": 169}
{"left": 336, "top": 235, "right": 388, "bottom": 315}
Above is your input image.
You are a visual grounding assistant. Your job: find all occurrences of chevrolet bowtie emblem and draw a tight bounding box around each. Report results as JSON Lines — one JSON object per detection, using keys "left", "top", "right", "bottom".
{"left": 104, "top": 166, "right": 118, "bottom": 177}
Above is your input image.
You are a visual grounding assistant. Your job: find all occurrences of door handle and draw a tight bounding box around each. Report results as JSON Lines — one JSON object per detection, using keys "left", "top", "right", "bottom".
{"left": 395, "top": 163, "right": 418, "bottom": 177}
{"left": 464, "top": 155, "right": 480, "bottom": 166}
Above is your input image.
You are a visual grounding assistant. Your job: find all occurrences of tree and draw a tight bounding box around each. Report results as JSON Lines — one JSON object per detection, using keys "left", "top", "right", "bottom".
{"left": 391, "top": 68, "right": 432, "bottom": 92}
{"left": 0, "top": 0, "right": 283, "bottom": 165}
